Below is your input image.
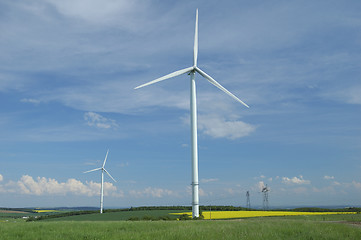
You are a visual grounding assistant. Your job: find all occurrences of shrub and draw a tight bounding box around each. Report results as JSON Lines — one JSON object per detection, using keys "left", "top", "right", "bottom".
{"left": 178, "top": 214, "right": 191, "bottom": 221}
{"left": 141, "top": 215, "right": 154, "bottom": 221}
{"left": 127, "top": 217, "right": 140, "bottom": 221}
{"left": 158, "top": 215, "right": 171, "bottom": 221}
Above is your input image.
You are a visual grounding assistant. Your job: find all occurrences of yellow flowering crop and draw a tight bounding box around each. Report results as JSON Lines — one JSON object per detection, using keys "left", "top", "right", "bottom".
{"left": 34, "top": 210, "right": 60, "bottom": 213}
{"left": 172, "top": 211, "right": 356, "bottom": 220}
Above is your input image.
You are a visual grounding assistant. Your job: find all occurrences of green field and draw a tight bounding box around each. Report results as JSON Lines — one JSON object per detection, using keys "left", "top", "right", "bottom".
{"left": 1, "top": 208, "right": 361, "bottom": 239}
{"left": 44, "top": 210, "right": 187, "bottom": 221}
{"left": 1, "top": 217, "right": 361, "bottom": 240}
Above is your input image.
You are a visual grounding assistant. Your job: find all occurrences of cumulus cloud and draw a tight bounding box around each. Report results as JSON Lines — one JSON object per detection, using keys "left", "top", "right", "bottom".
{"left": 282, "top": 175, "right": 311, "bottom": 185}
{"left": 0, "top": 174, "right": 3, "bottom": 182}
{"left": 129, "top": 187, "right": 175, "bottom": 198}
{"left": 84, "top": 112, "right": 118, "bottom": 129}
{"left": 324, "top": 175, "right": 335, "bottom": 180}
{"left": 258, "top": 181, "right": 266, "bottom": 191}
{"left": 0, "top": 175, "right": 120, "bottom": 197}
{"left": 198, "top": 115, "right": 256, "bottom": 140}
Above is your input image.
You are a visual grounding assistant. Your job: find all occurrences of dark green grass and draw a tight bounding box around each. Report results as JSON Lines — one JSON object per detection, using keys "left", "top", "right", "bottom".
{"left": 0, "top": 212, "right": 31, "bottom": 218}
{"left": 1, "top": 218, "right": 361, "bottom": 240}
{"left": 263, "top": 213, "right": 361, "bottom": 222}
{"left": 0, "top": 211, "right": 60, "bottom": 219}
{"left": 44, "top": 210, "right": 187, "bottom": 221}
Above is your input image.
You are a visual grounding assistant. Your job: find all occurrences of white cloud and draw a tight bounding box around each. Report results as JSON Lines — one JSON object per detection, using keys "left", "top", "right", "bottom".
{"left": 343, "top": 87, "right": 361, "bottom": 105}
{"left": 324, "top": 175, "right": 335, "bottom": 180}
{"left": 325, "top": 86, "right": 361, "bottom": 105}
{"left": 254, "top": 175, "right": 268, "bottom": 180}
{"left": 225, "top": 188, "right": 235, "bottom": 195}
{"left": 111, "top": 189, "right": 125, "bottom": 198}
{"left": 201, "top": 178, "right": 219, "bottom": 183}
{"left": 84, "top": 112, "right": 118, "bottom": 129}
{"left": 198, "top": 188, "right": 207, "bottom": 197}
{"left": 282, "top": 175, "right": 311, "bottom": 185}
{"left": 224, "top": 188, "right": 243, "bottom": 196}
{"left": 258, "top": 181, "right": 265, "bottom": 191}
{"left": 129, "top": 187, "right": 175, "bottom": 198}
{"left": 186, "top": 186, "right": 207, "bottom": 197}
{"left": 20, "top": 98, "right": 41, "bottom": 104}
{"left": 351, "top": 181, "right": 361, "bottom": 190}
{"left": 198, "top": 115, "right": 256, "bottom": 139}
{"left": 46, "top": 0, "right": 145, "bottom": 27}
{"left": 312, "top": 186, "right": 336, "bottom": 194}
{"left": 0, "top": 174, "right": 3, "bottom": 182}
{"left": 0, "top": 175, "right": 120, "bottom": 197}
{"left": 119, "top": 162, "right": 129, "bottom": 168}
{"left": 333, "top": 181, "right": 341, "bottom": 186}
{"left": 291, "top": 187, "right": 308, "bottom": 194}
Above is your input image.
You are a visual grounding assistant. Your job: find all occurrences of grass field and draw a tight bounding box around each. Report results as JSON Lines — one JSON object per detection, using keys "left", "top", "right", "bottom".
{"left": 1, "top": 217, "right": 361, "bottom": 240}
{"left": 199, "top": 210, "right": 357, "bottom": 220}
{"left": 44, "top": 210, "right": 187, "bottom": 221}
{"left": 1, "top": 208, "right": 361, "bottom": 239}
{"left": 36, "top": 209, "right": 359, "bottom": 221}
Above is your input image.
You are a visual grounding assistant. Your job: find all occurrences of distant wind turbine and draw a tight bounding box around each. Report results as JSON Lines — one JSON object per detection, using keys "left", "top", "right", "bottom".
{"left": 84, "top": 149, "right": 116, "bottom": 214}
{"left": 135, "top": 9, "right": 249, "bottom": 218}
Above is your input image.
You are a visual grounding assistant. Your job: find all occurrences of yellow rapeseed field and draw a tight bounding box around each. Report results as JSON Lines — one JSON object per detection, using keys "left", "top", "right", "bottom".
{"left": 173, "top": 211, "right": 356, "bottom": 220}
{"left": 33, "top": 210, "right": 60, "bottom": 213}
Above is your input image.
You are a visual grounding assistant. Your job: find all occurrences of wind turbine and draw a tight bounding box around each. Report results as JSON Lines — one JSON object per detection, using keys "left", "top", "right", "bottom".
{"left": 262, "top": 184, "right": 270, "bottom": 210}
{"left": 84, "top": 149, "right": 116, "bottom": 214}
{"left": 135, "top": 9, "right": 249, "bottom": 218}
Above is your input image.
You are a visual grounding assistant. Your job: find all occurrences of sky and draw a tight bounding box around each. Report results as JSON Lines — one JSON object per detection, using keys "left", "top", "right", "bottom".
{"left": 0, "top": 0, "right": 361, "bottom": 209}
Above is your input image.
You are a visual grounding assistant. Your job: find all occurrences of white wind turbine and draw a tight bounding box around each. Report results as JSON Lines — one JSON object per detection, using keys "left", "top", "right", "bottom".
{"left": 135, "top": 9, "right": 249, "bottom": 218}
{"left": 84, "top": 149, "right": 116, "bottom": 214}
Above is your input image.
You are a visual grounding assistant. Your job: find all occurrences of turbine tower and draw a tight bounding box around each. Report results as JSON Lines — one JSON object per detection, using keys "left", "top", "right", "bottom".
{"left": 135, "top": 9, "right": 249, "bottom": 218}
{"left": 84, "top": 149, "right": 116, "bottom": 214}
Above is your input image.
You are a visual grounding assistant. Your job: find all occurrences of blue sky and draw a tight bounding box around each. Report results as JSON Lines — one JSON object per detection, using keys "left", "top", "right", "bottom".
{"left": 1, "top": 0, "right": 361, "bottom": 208}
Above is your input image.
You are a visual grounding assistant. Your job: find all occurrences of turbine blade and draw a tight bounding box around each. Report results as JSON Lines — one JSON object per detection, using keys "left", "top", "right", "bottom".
{"left": 134, "top": 66, "right": 194, "bottom": 89}
{"left": 195, "top": 67, "right": 249, "bottom": 108}
{"left": 102, "top": 149, "right": 109, "bottom": 168}
{"left": 83, "top": 168, "right": 102, "bottom": 174}
{"left": 104, "top": 169, "right": 117, "bottom": 182}
{"left": 193, "top": 9, "right": 198, "bottom": 67}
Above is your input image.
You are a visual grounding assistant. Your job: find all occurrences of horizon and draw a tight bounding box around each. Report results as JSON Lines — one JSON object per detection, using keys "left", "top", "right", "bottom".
{"left": 2, "top": 204, "right": 361, "bottom": 211}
